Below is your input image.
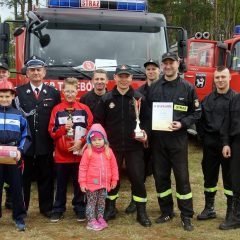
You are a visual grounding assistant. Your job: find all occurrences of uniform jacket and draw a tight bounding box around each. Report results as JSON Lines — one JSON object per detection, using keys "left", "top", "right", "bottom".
{"left": 197, "top": 89, "right": 236, "bottom": 140}
{"left": 148, "top": 75, "right": 201, "bottom": 130}
{"left": 80, "top": 90, "right": 104, "bottom": 118}
{"left": 16, "top": 82, "right": 61, "bottom": 156}
{"left": 0, "top": 105, "right": 31, "bottom": 154}
{"left": 78, "top": 124, "right": 119, "bottom": 192}
{"left": 94, "top": 86, "right": 150, "bottom": 152}
{"left": 48, "top": 100, "right": 93, "bottom": 163}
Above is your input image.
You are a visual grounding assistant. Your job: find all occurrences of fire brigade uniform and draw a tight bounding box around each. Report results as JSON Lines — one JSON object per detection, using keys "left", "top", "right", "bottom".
{"left": 219, "top": 93, "right": 240, "bottom": 230}
{"left": 16, "top": 78, "right": 61, "bottom": 215}
{"left": 80, "top": 89, "right": 104, "bottom": 118}
{"left": 94, "top": 82, "right": 151, "bottom": 227}
{"left": 148, "top": 75, "right": 201, "bottom": 221}
{"left": 197, "top": 89, "right": 235, "bottom": 221}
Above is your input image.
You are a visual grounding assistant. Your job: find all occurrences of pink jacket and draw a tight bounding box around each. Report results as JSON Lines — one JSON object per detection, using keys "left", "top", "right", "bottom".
{"left": 78, "top": 148, "right": 119, "bottom": 192}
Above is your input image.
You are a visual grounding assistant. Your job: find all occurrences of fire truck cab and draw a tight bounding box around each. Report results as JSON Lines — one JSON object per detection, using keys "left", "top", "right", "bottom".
{"left": 0, "top": 0, "right": 187, "bottom": 96}
{"left": 185, "top": 26, "right": 240, "bottom": 101}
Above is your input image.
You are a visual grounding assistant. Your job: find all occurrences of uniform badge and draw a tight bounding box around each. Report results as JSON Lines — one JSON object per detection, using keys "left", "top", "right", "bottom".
{"left": 26, "top": 89, "right": 31, "bottom": 94}
{"left": 109, "top": 102, "right": 115, "bottom": 109}
{"left": 194, "top": 99, "right": 200, "bottom": 108}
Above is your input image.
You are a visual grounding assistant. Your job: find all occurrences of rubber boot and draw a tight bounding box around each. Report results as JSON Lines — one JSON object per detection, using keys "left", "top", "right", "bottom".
{"left": 219, "top": 196, "right": 240, "bottom": 230}
{"left": 125, "top": 196, "right": 137, "bottom": 214}
{"left": 104, "top": 199, "right": 117, "bottom": 221}
{"left": 136, "top": 202, "right": 152, "bottom": 227}
{"left": 197, "top": 195, "right": 216, "bottom": 220}
{"left": 4, "top": 185, "right": 12, "bottom": 210}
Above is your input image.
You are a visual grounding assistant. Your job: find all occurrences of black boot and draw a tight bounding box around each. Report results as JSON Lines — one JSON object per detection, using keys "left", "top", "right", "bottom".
{"left": 219, "top": 196, "right": 240, "bottom": 230}
{"left": 136, "top": 202, "right": 152, "bottom": 227}
{"left": 125, "top": 197, "right": 137, "bottom": 214}
{"left": 219, "top": 197, "right": 233, "bottom": 229}
{"left": 104, "top": 199, "right": 118, "bottom": 221}
{"left": 181, "top": 216, "right": 194, "bottom": 231}
{"left": 4, "top": 185, "right": 12, "bottom": 210}
{"left": 197, "top": 195, "right": 216, "bottom": 220}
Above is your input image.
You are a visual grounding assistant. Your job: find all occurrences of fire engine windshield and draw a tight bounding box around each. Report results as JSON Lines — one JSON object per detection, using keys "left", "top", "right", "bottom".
{"left": 29, "top": 24, "right": 166, "bottom": 78}
{"left": 188, "top": 42, "right": 215, "bottom": 68}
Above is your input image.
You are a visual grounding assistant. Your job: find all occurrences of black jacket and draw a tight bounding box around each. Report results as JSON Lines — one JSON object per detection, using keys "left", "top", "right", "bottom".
{"left": 197, "top": 89, "right": 236, "bottom": 140}
{"left": 148, "top": 76, "right": 201, "bottom": 130}
{"left": 16, "top": 82, "right": 61, "bottom": 156}
{"left": 94, "top": 86, "right": 150, "bottom": 152}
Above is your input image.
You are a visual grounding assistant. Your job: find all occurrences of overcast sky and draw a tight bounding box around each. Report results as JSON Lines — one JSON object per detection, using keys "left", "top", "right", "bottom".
{"left": 0, "top": 5, "right": 14, "bottom": 21}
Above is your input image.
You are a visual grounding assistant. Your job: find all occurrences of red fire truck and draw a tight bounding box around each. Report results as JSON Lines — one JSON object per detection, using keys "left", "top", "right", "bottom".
{"left": 185, "top": 27, "right": 240, "bottom": 101}
{"left": 0, "top": 0, "right": 187, "bottom": 97}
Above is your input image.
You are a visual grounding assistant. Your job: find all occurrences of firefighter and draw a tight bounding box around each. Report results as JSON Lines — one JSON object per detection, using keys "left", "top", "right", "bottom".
{"left": 15, "top": 56, "right": 61, "bottom": 218}
{"left": 219, "top": 93, "right": 240, "bottom": 230}
{"left": 125, "top": 59, "right": 161, "bottom": 214}
{"left": 148, "top": 52, "right": 201, "bottom": 231}
{"left": 197, "top": 66, "right": 235, "bottom": 228}
{"left": 0, "top": 61, "right": 12, "bottom": 209}
{"left": 94, "top": 65, "right": 152, "bottom": 227}
{"left": 80, "top": 69, "right": 108, "bottom": 117}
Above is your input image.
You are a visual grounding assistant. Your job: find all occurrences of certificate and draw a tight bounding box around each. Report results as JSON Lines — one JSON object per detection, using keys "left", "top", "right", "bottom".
{"left": 152, "top": 102, "right": 173, "bottom": 131}
{"left": 0, "top": 146, "right": 17, "bottom": 164}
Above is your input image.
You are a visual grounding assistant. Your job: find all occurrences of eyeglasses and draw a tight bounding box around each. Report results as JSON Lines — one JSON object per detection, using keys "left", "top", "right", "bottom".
{"left": 63, "top": 90, "right": 77, "bottom": 95}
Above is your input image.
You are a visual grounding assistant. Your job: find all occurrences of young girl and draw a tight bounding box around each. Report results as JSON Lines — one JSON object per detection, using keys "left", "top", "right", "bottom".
{"left": 79, "top": 123, "right": 119, "bottom": 231}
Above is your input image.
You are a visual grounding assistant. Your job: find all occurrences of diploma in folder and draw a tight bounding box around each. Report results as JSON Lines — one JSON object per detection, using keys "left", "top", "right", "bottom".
{"left": 152, "top": 102, "right": 173, "bottom": 131}
{"left": 0, "top": 146, "right": 17, "bottom": 164}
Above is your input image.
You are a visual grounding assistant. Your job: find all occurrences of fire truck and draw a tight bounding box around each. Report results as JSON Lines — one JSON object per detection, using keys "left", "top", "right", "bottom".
{"left": 185, "top": 26, "right": 240, "bottom": 101}
{"left": 0, "top": 0, "right": 187, "bottom": 96}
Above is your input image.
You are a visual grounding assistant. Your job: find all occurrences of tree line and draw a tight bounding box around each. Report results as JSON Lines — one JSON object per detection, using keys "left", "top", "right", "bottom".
{"left": 1, "top": 0, "right": 240, "bottom": 40}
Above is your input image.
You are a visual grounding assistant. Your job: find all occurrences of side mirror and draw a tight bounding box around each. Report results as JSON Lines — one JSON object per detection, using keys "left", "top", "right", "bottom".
{"left": 177, "top": 29, "right": 188, "bottom": 59}
{"left": 0, "top": 22, "right": 10, "bottom": 54}
{"left": 226, "top": 51, "right": 232, "bottom": 68}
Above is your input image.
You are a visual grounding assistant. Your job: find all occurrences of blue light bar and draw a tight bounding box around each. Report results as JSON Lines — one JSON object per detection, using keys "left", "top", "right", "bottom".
{"left": 234, "top": 25, "right": 240, "bottom": 35}
{"left": 48, "top": 0, "right": 148, "bottom": 12}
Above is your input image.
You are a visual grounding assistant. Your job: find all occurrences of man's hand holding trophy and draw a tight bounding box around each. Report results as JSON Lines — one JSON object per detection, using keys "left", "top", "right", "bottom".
{"left": 133, "top": 97, "right": 147, "bottom": 143}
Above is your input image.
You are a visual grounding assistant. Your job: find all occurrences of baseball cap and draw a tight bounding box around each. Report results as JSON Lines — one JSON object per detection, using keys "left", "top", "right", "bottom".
{"left": 115, "top": 65, "right": 132, "bottom": 75}
{"left": 161, "top": 52, "right": 179, "bottom": 62}
{"left": 0, "top": 80, "right": 16, "bottom": 94}
{"left": 0, "top": 62, "right": 9, "bottom": 70}
{"left": 25, "top": 55, "right": 46, "bottom": 68}
{"left": 144, "top": 59, "right": 160, "bottom": 68}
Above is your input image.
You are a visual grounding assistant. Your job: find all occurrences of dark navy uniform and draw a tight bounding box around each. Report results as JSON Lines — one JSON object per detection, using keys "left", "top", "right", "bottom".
{"left": 16, "top": 82, "right": 61, "bottom": 214}
{"left": 148, "top": 75, "right": 201, "bottom": 219}
{"left": 198, "top": 90, "right": 235, "bottom": 200}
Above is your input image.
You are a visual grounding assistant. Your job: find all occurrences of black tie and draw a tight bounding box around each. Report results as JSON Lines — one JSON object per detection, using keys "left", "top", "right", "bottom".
{"left": 35, "top": 88, "right": 40, "bottom": 98}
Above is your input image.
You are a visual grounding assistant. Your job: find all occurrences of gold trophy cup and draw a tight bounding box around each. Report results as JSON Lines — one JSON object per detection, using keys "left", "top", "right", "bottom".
{"left": 133, "top": 97, "right": 144, "bottom": 139}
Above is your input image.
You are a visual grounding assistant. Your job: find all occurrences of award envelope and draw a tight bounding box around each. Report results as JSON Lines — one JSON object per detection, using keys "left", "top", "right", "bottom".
{"left": 0, "top": 146, "right": 17, "bottom": 164}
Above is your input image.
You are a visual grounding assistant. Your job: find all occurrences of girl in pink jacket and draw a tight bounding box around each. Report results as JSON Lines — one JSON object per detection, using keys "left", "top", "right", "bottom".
{"left": 79, "top": 123, "right": 119, "bottom": 231}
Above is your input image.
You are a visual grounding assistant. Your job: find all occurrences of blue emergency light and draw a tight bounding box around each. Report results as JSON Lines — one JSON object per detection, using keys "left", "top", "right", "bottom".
{"left": 48, "top": 0, "right": 147, "bottom": 11}
{"left": 234, "top": 25, "right": 240, "bottom": 35}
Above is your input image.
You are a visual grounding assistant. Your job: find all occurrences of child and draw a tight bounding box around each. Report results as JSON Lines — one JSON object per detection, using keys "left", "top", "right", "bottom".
{"left": 79, "top": 123, "right": 119, "bottom": 231}
{"left": 48, "top": 77, "right": 93, "bottom": 222}
{"left": 0, "top": 80, "right": 31, "bottom": 231}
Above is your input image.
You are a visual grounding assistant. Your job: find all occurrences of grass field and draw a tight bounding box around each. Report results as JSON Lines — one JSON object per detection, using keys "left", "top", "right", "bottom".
{"left": 0, "top": 137, "right": 239, "bottom": 240}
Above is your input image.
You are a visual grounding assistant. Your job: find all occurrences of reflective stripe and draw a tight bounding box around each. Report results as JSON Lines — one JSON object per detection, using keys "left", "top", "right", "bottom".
{"left": 224, "top": 189, "right": 233, "bottom": 196}
{"left": 133, "top": 195, "right": 147, "bottom": 203}
{"left": 3, "top": 183, "right": 9, "bottom": 188}
{"left": 107, "top": 194, "right": 119, "bottom": 200}
{"left": 204, "top": 187, "right": 218, "bottom": 193}
{"left": 176, "top": 192, "right": 192, "bottom": 200}
{"left": 157, "top": 189, "right": 172, "bottom": 198}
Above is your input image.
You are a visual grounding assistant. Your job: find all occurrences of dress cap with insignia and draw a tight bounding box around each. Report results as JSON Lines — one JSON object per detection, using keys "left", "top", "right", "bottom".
{"left": 115, "top": 65, "right": 132, "bottom": 75}
{"left": 161, "top": 52, "right": 179, "bottom": 62}
{"left": 25, "top": 55, "right": 46, "bottom": 68}
{"left": 0, "top": 62, "right": 9, "bottom": 70}
{"left": 144, "top": 59, "right": 160, "bottom": 68}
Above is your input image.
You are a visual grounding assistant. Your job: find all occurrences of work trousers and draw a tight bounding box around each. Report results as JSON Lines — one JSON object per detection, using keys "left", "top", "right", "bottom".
{"left": 108, "top": 150, "right": 147, "bottom": 201}
{"left": 152, "top": 131, "right": 194, "bottom": 217}
{"left": 52, "top": 163, "right": 86, "bottom": 214}
{"left": 202, "top": 133, "right": 232, "bottom": 197}
{"left": 23, "top": 154, "right": 54, "bottom": 213}
{"left": 0, "top": 164, "right": 26, "bottom": 220}
{"left": 230, "top": 135, "right": 240, "bottom": 197}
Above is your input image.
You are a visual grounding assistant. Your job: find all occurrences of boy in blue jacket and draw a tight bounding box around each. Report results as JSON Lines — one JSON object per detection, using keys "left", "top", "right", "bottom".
{"left": 0, "top": 80, "right": 31, "bottom": 231}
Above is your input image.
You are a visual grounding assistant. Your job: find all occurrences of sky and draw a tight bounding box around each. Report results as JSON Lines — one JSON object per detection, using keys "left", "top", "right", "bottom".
{"left": 0, "top": 5, "right": 14, "bottom": 21}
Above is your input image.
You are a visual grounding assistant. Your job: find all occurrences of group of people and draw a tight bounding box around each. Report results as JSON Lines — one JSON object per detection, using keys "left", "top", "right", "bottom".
{"left": 0, "top": 51, "right": 239, "bottom": 233}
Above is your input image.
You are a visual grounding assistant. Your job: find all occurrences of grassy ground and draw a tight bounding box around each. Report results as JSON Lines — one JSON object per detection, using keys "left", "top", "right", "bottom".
{"left": 0, "top": 137, "right": 239, "bottom": 240}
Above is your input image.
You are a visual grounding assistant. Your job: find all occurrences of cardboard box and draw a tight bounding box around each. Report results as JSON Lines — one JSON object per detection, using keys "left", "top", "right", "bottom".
{"left": 0, "top": 146, "right": 17, "bottom": 164}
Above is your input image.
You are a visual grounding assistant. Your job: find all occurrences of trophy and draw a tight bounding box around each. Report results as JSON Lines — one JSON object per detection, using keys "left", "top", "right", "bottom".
{"left": 64, "top": 107, "right": 75, "bottom": 149}
{"left": 133, "top": 97, "right": 144, "bottom": 139}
